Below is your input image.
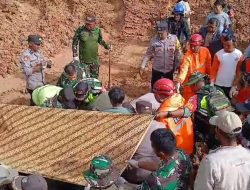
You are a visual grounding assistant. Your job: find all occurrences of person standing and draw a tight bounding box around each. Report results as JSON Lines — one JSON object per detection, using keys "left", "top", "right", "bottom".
{"left": 177, "top": 0, "right": 192, "bottom": 30}
{"left": 20, "top": 35, "right": 51, "bottom": 106}
{"left": 140, "top": 22, "right": 182, "bottom": 89}
{"left": 199, "top": 18, "right": 221, "bottom": 48}
{"left": 72, "top": 15, "right": 111, "bottom": 79}
{"left": 194, "top": 111, "right": 250, "bottom": 190}
{"left": 210, "top": 34, "right": 243, "bottom": 98}
{"left": 165, "top": 3, "right": 191, "bottom": 47}
{"left": 177, "top": 34, "right": 212, "bottom": 101}
{"left": 204, "top": 0, "right": 231, "bottom": 33}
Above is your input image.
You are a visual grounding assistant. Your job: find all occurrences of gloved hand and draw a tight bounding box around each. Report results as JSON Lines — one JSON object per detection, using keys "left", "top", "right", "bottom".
{"left": 73, "top": 57, "right": 79, "bottom": 61}
{"left": 229, "top": 86, "right": 239, "bottom": 98}
{"left": 176, "top": 82, "right": 181, "bottom": 93}
{"left": 128, "top": 159, "right": 139, "bottom": 169}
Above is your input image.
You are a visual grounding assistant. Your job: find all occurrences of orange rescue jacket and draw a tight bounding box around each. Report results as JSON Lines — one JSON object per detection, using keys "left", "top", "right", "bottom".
{"left": 178, "top": 47, "right": 212, "bottom": 101}
{"left": 157, "top": 93, "right": 194, "bottom": 155}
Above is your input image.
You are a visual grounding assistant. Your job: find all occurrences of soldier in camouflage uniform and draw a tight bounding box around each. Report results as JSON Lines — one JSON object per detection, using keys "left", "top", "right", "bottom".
{"left": 83, "top": 155, "right": 121, "bottom": 190}
{"left": 72, "top": 15, "right": 111, "bottom": 78}
{"left": 128, "top": 128, "right": 191, "bottom": 190}
{"left": 57, "top": 62, "right": 86, "bottom": 89}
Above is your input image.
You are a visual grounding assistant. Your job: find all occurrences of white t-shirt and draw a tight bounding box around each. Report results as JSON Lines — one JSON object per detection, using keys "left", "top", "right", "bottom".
{"left": 194, "top": 146, "right": 250, "bottom": 190}
{"left": 214, "top": 49, "right": 242, "bottom": 87}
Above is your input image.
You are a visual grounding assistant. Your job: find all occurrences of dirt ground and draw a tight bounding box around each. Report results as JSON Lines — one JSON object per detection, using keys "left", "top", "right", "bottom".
{"left": 0, "top": 0, "right": 249, "bottom": 105}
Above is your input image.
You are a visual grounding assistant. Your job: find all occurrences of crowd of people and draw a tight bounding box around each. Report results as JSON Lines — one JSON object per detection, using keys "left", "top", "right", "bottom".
{"left": 1, "top": 0, "right": 250, "bottom": 189}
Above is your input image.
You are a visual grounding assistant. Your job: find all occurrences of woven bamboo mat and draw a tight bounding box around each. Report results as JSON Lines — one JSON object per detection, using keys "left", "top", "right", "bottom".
{"left": 0, "top": 104, "right": 153, "bottom": 185}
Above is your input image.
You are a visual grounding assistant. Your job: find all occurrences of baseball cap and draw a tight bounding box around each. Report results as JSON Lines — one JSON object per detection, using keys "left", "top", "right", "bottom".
{"left": 83, "top": 155, "right": 120, "bottom": 188}
{"left": 136, "top": 101, "right": 153, "bottom": 114}
{"left": 235, "top": 99, "right": 250, "bottom": 113}
{"left": 28, "top": 35, "right": 43, "bottom": 45}
{"left": 0, "top": 165, "right": 18, "bottom": 186}
{"left": 85, "top": 16, "right": 96, "bottom": 24}
{"left": 12, "top": 174, "right": 47, "bottom": 190}
{"left": 209, "top": 111, "right": 242, "bottom": 135}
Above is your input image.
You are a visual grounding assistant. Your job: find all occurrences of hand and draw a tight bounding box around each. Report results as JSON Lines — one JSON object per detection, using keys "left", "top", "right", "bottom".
{"left": 155, "top": 111, "right": 168, "bottom": 119}
{"left": 101, "top": 86, "right": 107, "bottom": 93}
{"left": 127, "top": 159, "right": 139, "bottom": 169}
{"left": 46, "top": 60, "right": 53, "bottom": 68}
{"left": 32, "top": 64, "right": 42, "bottom": 73}
{"left": 210, "top": 82, "right": 214, "bottom": 87}
{"left": 73, "top": 57, "right": 79, "bottom": 61}
{"left": 42, "top": 60, "right": 52, "bottom": 69}
{"left": 139, "top": 68, "right": 144, "bottom": 78}
{"left": 229, "top": 86, "right": 239, "bottom": 98}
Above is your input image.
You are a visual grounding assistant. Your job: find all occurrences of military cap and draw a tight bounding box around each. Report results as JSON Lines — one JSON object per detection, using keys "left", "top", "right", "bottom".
{"left": 83, "top": 155, "right": 120, "bottom": 188}
{"left": 27, "top": 35, "right": 43, "bottom": 45}
{"left": 185, "top": 72, "right": 206, "bottom": 86}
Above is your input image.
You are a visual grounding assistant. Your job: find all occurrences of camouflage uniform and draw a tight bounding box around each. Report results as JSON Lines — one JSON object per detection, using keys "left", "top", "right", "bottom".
{"left": 83, "top": 155, "right": 120, "bottom": 190}
{"left": 138, "top": 150, "right": 191, "bottom": 190}
{"left": 72, "top": 26, "right": 110, "bottom": 78}
{"left": 57, "top": 62, "right": 86, "bottom": 89}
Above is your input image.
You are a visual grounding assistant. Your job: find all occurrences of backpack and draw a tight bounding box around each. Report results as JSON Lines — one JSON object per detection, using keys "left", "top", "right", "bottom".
{"left": 205, "top": 87, "right": 231, "bottom": 116}
{"left": 197, "top": 86, "right": 231, "bottom": 117}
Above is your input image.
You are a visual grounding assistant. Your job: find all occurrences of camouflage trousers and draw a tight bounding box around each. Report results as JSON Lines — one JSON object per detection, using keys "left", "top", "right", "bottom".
{"left": 79, "top": 62, "right": 100, "bottom": 79}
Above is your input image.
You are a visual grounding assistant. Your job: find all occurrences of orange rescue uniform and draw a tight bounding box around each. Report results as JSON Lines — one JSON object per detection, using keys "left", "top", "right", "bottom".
{"left": 157, "top": 93, "right": 194, "bottom": 155}
{"left": 178, "top": 47, "right": 212, "bottom": 101}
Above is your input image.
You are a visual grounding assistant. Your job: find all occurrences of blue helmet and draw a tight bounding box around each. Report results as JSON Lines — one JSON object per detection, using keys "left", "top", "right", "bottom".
{"left": 173, "top": 3, "right": 185, "bottom": 15}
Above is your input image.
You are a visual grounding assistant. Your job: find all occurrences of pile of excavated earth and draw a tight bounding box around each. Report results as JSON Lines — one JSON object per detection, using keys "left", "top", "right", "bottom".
{"left": 0, "top": 0, "right": 249, "bottom": 104}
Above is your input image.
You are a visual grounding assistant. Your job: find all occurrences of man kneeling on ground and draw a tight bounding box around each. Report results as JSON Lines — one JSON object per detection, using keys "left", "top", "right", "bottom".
{"left": 128, "top": 128, "right": 192, "bottom": 190}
